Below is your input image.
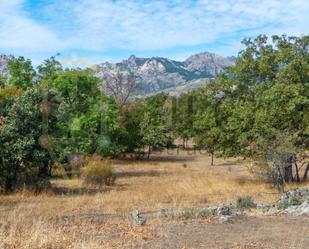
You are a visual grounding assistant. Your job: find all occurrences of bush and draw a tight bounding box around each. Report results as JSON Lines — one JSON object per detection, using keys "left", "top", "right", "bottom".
{"left": 236, "top": 196, "right": 257, "bottom": 210}
{"left": 0, "top": 88, "right": 53, "bottom": 192}
{"left": 81, "top": 160, "right": 115, "bottom": 186}
{"left": 277, "top": 196, "right": 303, "bottom": 209}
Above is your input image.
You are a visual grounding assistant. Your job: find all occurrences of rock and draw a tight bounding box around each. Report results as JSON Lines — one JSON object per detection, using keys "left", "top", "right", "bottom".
{"left": 131, "top": 210, "right": 146, "bottom": 225}
{"left": 285, "top": 200, "right": 309, "bottom": 216}
{"left": 0, "top": 54, "right": 13, "bottom": 76}
{"left": 218, "top": 215, "right": 238, "bottom": 224}
{"left": 95, "top": 52, "right": 235, "bottom": 96}
{"left": 277, "top": 189, "right": 309, "bottom": 209}
{"left": 212, "top": 204, "right": 240, "bottom": 223}
{"left": 216, "top": 204, "right": 236, "bottom": 216}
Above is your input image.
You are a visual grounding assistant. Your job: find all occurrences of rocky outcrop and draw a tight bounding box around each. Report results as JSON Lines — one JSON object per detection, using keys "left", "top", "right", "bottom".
{"left": 285, "top": 200, "right": 309, "bottom": 216}
{"left": 131, "top": 210, "right": 146, "bottom": 225}
{"left": 95, "top": 52, "right": 235, "bottom": 96}
{"left": 158, "top": 203, "right": 240, "bottom": 223}
{"left": 274, "top": 189, "right": 309, "bottom": 216}
{"left": 277, "top": 188, "right": 309, "bottom": 209}
{"left": 0, "top": 54, "right": 13, "bottom": 76}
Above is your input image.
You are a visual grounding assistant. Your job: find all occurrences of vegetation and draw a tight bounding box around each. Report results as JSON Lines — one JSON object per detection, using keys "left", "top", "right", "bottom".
{"left": 236, "top": 196, "right": 257, "bottom": 210}
{"left": 81, "top": 159, "right": 115, "bottom": 186}
{"left": 0, "top": 34, "right": 308, "bottom": 192}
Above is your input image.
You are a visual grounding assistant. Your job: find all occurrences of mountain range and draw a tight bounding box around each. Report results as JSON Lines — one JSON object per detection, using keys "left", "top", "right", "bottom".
{"left": 0, "top": 55, "right": 13, "bottom": 76}
{"left": 0, "top": 52, "right": 235, "bottom": 96}
{"left": 95, "top": 52, "right": 236, "bottom": 96}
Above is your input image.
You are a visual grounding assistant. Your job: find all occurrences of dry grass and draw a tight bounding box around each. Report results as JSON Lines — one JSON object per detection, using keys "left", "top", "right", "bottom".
{"left": 1, "top": 150, "right": 309, "bottom": 248}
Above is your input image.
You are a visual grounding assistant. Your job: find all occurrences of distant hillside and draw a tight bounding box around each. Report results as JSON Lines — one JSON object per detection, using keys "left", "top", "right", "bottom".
{"left": 0, "top": 54, "right": 13, "bottom": 76}
{"left": 0, "top": 52, "right": 235, "bottom": 96}
{"left": 95, "top": 52, "right": 235, "bottom": 95}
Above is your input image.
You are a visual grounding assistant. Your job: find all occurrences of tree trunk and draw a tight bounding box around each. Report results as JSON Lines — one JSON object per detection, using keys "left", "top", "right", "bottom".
{"left": 283, "top": 156, "right": 294, "bottom": 183}
{"left": 294, "top": 160, "right": 300, "bottom": 183}
{"left": 147, "top": 145, "right": 151, "bottom": 159}
{"left": 303, "top": 163, "right": 309, "bottom": 181}
{"left": 211, "top": 152, "right": 214, "bottom": 166}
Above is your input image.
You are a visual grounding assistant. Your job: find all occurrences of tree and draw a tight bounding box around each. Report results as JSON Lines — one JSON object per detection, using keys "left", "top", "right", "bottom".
{"left": 140, "top": 94, "right": 172, "bottom": 158}
{"left": 37, "top": 56, "right": 62, "bottom": 80}
{"left": 174, "top": 92, "right": 196, "bottom": 149}
{"left": 0, "top": 88, "right": 53, "bottom": 191}
{"left": 193, "top": 84, "right": 224, "bottom": 166}
{"left": 213, "top": 34, "right": 309, "bottom": 183}
{"left": 8, "top": 56, "right": 36, "bottom": 89}
{"left": 104, "top": 71, "right": 137, "bottom": 105}
{"left": 50, "top": 69, "right": 125, "bottom": 158}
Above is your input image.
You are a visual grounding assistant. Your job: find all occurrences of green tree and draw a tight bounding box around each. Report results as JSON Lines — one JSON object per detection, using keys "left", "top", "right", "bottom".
{"left": 174, "top": 92, "right": 196, "bottom": 149}
{"left": 51, "top": 69, "right": 125, "bottom": 158}
{"left": 140, "top": 94, "right": 172, "bottom": 158}
{"left": 8, "top": 56, "right": 36, "bottom": 89}
{"left": 213, "top": 34, "right": 309, "bottom": 183}
{"left": 0, "top": 88, "right": 53, "bottom": 191}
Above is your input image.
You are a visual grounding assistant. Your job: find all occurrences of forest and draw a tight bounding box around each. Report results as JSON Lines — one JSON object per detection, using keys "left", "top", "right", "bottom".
{"left": 0, "top": 34, "right": 308, "bottom": 192}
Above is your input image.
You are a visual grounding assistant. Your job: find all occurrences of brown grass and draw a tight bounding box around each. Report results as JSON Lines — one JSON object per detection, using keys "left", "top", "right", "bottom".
{"left": 1, "top": 150, "right": 309, "bottom": 248}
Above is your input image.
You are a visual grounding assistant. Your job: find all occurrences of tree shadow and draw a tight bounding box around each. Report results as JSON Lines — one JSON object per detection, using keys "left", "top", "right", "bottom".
{"left": 115, "top": 155, "right": 197, "bottom": 165}
{"left": 49, "top": 183, "right": 127, "bottom": 196}
{"left": 116, "top": 170, "right": 170, "bottom": 178}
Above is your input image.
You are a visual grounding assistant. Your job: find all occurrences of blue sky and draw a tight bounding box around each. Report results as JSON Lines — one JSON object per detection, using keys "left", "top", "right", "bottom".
{"left": 0, "top": 0, "right": 308, "bottom": 66}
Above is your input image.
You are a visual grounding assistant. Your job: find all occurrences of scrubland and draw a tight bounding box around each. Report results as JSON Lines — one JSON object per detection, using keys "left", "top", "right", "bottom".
{"left": 1, "top": 150, "right": 309, "bottom": 249}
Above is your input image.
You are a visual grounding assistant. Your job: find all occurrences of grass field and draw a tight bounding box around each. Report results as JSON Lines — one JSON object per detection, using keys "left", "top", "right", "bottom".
{"left": 1, "top": 150, "right": 309, "bottom": 248}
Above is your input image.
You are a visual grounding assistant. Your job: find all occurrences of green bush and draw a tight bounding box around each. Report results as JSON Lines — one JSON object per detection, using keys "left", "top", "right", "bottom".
{"left": 277, "top": 196, "right": 303, "bottom": 210}
{"left": 81, "top": 160, "right": 115, "bottom": 186}
{"left": 236, "top": 196, "right": 257, "bottom": 210}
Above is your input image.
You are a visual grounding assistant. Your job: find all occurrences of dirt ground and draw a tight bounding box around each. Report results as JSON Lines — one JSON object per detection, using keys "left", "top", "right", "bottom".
{"left": 44, "top": 214, "right": 309, "bottom": 249}
{"left": 0, "top": 150, "right": 309, "bottom": 249}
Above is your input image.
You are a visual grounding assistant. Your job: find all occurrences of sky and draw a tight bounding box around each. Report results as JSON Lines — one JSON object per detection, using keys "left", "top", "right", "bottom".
{"left": 0, "top": 0, "right": 308, "bottom": 66}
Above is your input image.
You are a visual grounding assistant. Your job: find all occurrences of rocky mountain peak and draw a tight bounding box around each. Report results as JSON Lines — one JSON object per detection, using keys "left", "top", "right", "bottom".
{"left": 0, "top": 54, "right": 13, "bottom": 76}
{"left": 95, "top": 51, "right": 235, "bottom": 96}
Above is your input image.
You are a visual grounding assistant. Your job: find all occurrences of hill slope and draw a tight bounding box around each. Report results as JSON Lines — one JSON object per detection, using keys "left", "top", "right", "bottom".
{"left": 95, "top": 52, "right": 235, "bottom": 95}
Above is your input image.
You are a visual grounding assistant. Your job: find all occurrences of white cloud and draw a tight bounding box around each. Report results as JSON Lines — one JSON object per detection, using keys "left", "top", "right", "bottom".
{"left": 0, "top": 0, "right": 67, "bottom": 54}
{"left": 0, "top": 0, "right": 308, "bottom": 61}
{"left": 45, "top": 0, "right": 309, "bottom": 51}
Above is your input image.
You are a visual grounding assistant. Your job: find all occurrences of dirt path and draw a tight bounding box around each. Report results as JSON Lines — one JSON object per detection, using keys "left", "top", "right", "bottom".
{"left": 119, "top": 216, "right": 309, "bottom": 249}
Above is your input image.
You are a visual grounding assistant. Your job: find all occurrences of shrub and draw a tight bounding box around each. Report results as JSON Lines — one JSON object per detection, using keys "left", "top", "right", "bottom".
{"left": 277, "top": 196, "right": 303, "bottom": 210}
{"left": 81, "top": 160, "right": 115, "bottom": 186}
{"left": 236, "top": 196, "right": 257, "bottom": 210}
{"left": 0, "top": 89, "right": 53, "bottom": 192}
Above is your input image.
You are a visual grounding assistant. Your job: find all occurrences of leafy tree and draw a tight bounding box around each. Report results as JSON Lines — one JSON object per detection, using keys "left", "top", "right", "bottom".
{"left": 8, "top": 56, "right": 36, "bottom": 89}
{"left": 37, "top": 56, "right": 62, "bottom": 80}
{"left": 174, "top": 92, "right": 196, "bottom": 148}
{"left": 50, "top": 69, "right": 125, "bottom": 158}
{"left": 0, "top": 88, "right": 53, "bottom": 191}
{"left": 213, "top": 34, "right": 309, "bottom": 183}
{"left": 192, "top": 84, "right": 225, "bottom": 165}
{"left": 140, "top": 94, "right": 172, "bottom": 158}
{"left": 119, "top": 100, "right": 145, "bottom": 153}
{"left": 0, "top": 75, "right": 8, "bottom": 88}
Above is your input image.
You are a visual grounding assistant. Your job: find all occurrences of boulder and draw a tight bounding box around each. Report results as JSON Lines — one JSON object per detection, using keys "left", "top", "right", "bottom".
{"left": 277, "top": 189, "right": 309, "bottom": 209}
{"left": 285, "top": 200, "right": 309, "bottom": 216}
{"left": 131, "top": 210, "right": 146, "bottom": 225}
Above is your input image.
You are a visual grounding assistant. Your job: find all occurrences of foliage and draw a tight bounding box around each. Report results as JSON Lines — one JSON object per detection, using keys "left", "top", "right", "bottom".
{"left": 140, "top": 93, "right": 173, "bottom": 157}
{"left": 236, "top": 196, "right": 257, "bottom": 210}
{"left": 0, "top": 86, "right": 23, "bottom": 116}
{"left": 50, "top": 69, "right": 122, "bottom": 157}
{"left": 8, "top": 56, "right": 36, "bottom": 89}
{"left": 0, "top": 88, "right": 52, "bottom": 191}
{"left": 1, "top": 34, "right": 308, "bottom": 192}
{"left": 81, "top": 159, "right": 115, "bottom": 186}
{"left": 173, "top": 92, "right": 196, "bottom": 148}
